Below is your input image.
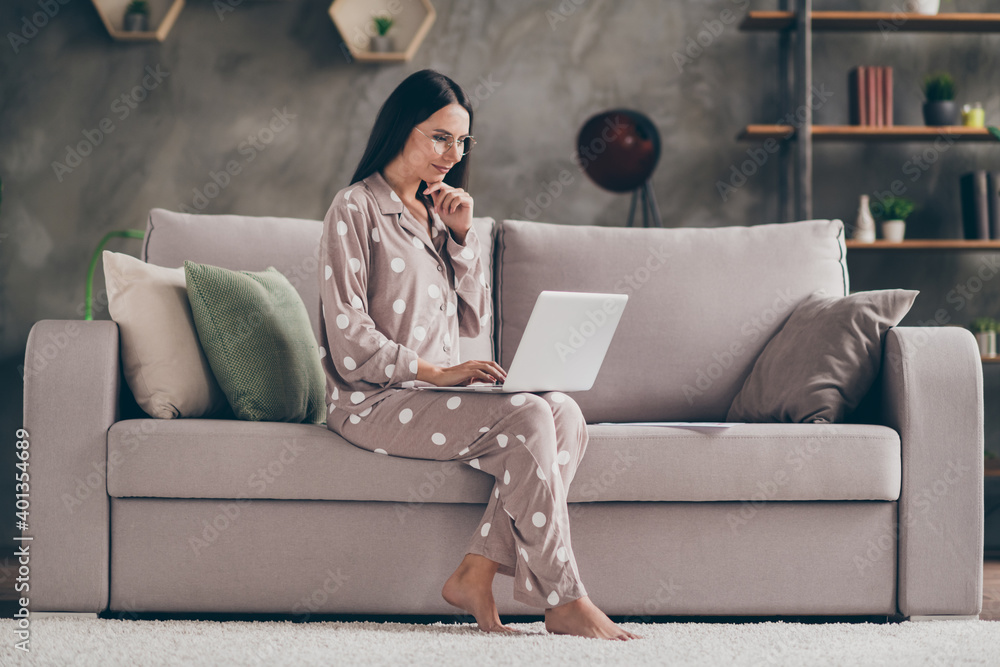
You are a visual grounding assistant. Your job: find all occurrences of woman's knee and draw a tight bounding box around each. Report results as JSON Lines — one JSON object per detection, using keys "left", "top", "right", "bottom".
{"left": 541, "top": 391, "right": 587, "bottom": 429}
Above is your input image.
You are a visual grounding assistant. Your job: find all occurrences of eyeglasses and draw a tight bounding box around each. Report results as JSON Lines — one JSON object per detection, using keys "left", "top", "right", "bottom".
{"left": 414, "top": 126, "right": 476, "bottom": 157}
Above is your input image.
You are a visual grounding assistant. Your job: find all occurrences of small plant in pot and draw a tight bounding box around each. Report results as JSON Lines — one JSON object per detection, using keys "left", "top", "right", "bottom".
{"left": 123, "top": 0, "right": 150, "bottom": 32}
{"left": 922, "top": 72, "right": 958, "bottom": 126}
{"left": 370, "top": 15, "right": 395, "bottom": 52}
{"left": 870, "top": 196, "right": 916, "bottom": 243}
{"left": 970, "top": 317, "right": 997, "bottom": 357}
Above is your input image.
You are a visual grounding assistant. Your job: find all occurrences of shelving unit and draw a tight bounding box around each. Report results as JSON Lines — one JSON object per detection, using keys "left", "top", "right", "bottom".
{"left": 738, "top": 1, "right": 1000, "bottom": 223}
{"left": 741, "top": 125, "right": 996, "bottom": 142}
{"left": 90, "top": 0, "right": 185, "bottom": 42}
{"left": 741, "top": 11, "right": 1000, "bottom": 32}
{"left": 329, "top": 0, "right": 436, "bottom": 63}
{"left": 846, "top": 240, "right": 1000, "bottom": 249}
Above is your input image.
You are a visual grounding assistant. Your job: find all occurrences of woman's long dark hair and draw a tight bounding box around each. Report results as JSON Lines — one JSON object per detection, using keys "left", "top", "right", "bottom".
{"left": 350, "top": 69, "right": 473, "bottom": 212}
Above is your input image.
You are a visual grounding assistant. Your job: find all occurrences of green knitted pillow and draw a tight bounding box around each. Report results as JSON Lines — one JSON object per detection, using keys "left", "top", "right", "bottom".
{"left": 184, "top": 260, "right": 326, "bottom": 424}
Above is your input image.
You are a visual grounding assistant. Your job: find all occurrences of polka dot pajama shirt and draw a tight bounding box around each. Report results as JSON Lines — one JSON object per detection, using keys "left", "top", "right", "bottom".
{"left": 318, "top": 170, "right": 590, "bottom": 609}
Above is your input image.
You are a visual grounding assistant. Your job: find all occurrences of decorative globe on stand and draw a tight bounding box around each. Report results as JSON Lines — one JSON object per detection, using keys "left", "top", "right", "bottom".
{"left": 576, "top": 109, "right": 663, "bottom": 227}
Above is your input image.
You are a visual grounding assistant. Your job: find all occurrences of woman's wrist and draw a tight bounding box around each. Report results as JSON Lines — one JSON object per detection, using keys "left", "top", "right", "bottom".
{"left": 415, "top": 357, "right": 440, "bottom": 384}
{"left": 448, "top": 224, "right": 471, "bottom": 245}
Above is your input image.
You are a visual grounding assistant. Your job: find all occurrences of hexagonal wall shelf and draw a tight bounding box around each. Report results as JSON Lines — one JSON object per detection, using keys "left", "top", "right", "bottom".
{"left": 329, "top": 0, "right": 435, "bottom": 63}
{"left": 91, "top": 0, "right": 185, "bottom": 42}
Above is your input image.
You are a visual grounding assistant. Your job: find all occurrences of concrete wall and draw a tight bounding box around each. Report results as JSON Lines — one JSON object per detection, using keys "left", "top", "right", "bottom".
{"left": 1, "top": 0, "right": 999, "bottom": 553}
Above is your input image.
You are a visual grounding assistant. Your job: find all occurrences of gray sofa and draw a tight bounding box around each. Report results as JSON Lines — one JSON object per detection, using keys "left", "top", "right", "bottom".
{"left": 22, "top": 209, "right": 984, "bottom": 621}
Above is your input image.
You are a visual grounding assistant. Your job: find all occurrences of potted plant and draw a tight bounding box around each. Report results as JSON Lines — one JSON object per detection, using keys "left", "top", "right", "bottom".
{"left": 123, "top": 0, "right": 149, "bottom": 32}
{"left": 370, "top": 15, "right": 395, "bottom": 52}
{"left": 910, "top": 0, "right": 940, "bottom": 14}
{"left": 970, "top": 317, "right": 997, "bottom": 357}
{"left": 870, "top": 196, "right": 916, "bottom": 243}
{"left": 922, "top": 72, "right": 958, "bottom": 126}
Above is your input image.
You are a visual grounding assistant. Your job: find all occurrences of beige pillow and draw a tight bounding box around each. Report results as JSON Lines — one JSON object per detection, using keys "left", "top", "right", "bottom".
{"left": 103, "top": 250, "right": 229, "bottom": 419}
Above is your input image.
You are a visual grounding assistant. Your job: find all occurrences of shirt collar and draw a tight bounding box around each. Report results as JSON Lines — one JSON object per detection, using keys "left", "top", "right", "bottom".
{"left": 362, "top": 170, "right": 404, "bottom": 216}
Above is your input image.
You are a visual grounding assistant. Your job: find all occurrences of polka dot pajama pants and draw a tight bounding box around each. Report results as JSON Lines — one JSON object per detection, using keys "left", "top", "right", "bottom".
{"left": 328, "top": 388, "right": 590, "bottom": 609}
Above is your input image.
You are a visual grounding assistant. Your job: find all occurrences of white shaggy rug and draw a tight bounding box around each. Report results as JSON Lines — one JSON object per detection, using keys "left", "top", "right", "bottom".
{"left": 2, "top": 617, "right": 1000, "bottom": 666}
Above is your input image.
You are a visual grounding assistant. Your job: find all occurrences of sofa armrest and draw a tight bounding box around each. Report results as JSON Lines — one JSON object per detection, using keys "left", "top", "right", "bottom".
{"left": 882, "top": 325, "right": 984, "bottom": 617}
{"left": 22, "top": 320, "right": 120, "bottom": 612}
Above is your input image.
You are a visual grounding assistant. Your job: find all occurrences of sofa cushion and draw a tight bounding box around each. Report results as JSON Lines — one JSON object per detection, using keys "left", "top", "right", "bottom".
{"left": 106, "top": 420, "right": 900, "bottom": 502}
{"left": 184, "top": 261, "right": 326, "bottom": 424}
{"left": 727, "top": 288, "right": 919, "bottom": 424}
{"left": 102, "top": 250, "right": 230, "bottom": 419}
{"left": 141, "top": 208, "right": 497, "bottom": 364}
{"left": 495, "top": 218, "right": 849, "bottom": 423}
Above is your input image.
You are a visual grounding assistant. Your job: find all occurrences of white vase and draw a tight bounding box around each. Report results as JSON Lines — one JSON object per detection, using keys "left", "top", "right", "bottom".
{"left": 882, "top": 219, "right": 906, "bottom": 243}
{"left": 853, "top": 195, "right": 877, "bottom": 243}
{"left": 907, "top": 0, "right": 940, "bottom": 15}
{"left": 976, "top": 331, "right": 996, "bottom": 357}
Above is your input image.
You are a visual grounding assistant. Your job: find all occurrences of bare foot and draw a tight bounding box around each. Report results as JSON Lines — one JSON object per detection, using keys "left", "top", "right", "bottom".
{"left": 544, "top": 595, "right": 643, "bottom": 640}
{"left": 442, "top": 554, "right": 524, "bottom": 634}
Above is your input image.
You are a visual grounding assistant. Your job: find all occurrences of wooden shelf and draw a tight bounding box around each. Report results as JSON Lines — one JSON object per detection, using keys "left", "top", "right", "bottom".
{"left": 91, "top": 0, "right": 184, "bottom": 42}
{"left": 846, "top": 239, "right": 1000, "bottom": 249}
{"left": 986, "top": 460, "right": 1000, "bottom": 476}
{"left": 984, "top": 356, "right": 1000, "bottom": 363}
{"left": 329, "top": 0, "right": 435, "bottom": 63}
{"left": 740, "top": 125, "right": 997, "bottom": 142}
{"left": 740, "top": 11, "right": 1000, "bottom": 33}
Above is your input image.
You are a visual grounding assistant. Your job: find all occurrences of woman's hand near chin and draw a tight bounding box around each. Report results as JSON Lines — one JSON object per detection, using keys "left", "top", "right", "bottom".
{"left": 423, "top": 181, "right": 473, "bottom": 236}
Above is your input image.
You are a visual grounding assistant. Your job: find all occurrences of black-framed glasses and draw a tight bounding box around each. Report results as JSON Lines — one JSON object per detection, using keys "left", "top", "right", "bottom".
{"left": 414, "top": 126, "right": 476, "bottom": 157}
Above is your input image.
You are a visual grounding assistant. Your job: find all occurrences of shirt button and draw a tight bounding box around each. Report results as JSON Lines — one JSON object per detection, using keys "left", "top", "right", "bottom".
{"left": 437, "top": 265, "right": 443, "bottom": 271}
{"left": 443, "top": 345, "right": 450, "bottom": 352}
{"left": 439, "top": 303, "right": 445, "bottom": 311}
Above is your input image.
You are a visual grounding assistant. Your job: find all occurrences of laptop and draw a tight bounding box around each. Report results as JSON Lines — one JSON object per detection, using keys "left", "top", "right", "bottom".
{"left": 415, "top": 290, "right": 628, "bottom": 393}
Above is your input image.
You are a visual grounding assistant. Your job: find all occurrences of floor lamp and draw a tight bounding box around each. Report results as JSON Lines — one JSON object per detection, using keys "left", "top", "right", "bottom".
{"left": 576, "top": 108, "right": 663, "bottom": 228}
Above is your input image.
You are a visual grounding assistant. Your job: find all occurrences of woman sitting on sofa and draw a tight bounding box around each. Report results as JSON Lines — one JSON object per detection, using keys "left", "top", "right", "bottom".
{"left": 318, "top": 68, "right": 640, "bottom": 641}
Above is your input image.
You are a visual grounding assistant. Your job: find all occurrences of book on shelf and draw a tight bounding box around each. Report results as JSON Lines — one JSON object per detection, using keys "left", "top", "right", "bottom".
{"left": 882, "top": 67, "right": 893, "bottom": 127}
{"left": 849, "top": 66, "right": 865, "bottom": 125}
{"left": 874, "top": 67, "right": 883, "bottom": 128}
{"left": 989, "top": 172, "right": 1000, "bottom": 240}
{"left": 866, "top": 67, "right": 877, "bottom": 127}
{"left": 849, "top": 65, "right": 893, "bottom": 127}
{"left": 961, "top": 171, "right": 991, "bottom": 240}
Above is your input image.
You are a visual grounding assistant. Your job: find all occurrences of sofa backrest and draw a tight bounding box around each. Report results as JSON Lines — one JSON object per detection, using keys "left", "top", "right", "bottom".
{"left": 140, "top": 208, "right": 497, "bottom": 364}
{"left": 494, "top": 218, "right": 848, "bottom": 423}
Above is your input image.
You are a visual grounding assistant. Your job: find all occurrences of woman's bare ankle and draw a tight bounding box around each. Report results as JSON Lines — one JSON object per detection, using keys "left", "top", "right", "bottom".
{"left": 545, "top": 594, "right": 589, "bottom": 613}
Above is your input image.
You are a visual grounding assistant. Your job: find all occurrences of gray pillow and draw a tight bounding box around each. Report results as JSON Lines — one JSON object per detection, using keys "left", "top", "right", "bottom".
{"left": 726, "top": 288, "right": 919, "bottom": 423}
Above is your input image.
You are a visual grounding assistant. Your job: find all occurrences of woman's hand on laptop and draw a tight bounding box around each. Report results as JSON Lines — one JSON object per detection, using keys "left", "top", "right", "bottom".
{"left": 427, "top": 360, "right": 507, "bottom": 387}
